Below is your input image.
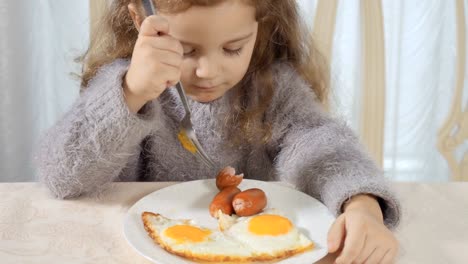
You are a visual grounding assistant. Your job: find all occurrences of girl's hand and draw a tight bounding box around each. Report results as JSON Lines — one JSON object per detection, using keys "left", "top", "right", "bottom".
{"left": 327, "top": 195, "right": 399, "bottom": 264}
{"left": 124, "top": 15, "right": 184, "bottom": 113}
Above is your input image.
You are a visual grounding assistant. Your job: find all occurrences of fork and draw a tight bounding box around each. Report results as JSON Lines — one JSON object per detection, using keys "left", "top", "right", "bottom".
{"left": 142, "top": 0, "right": 215, "bottom": 168}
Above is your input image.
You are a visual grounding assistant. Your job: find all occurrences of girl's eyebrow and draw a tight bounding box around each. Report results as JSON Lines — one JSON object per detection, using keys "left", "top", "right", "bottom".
{"left": 180, "top": 32, "right": 254, "bottom": 46}
{"left": 225, "top": 32, "right": 254, "bottom": 44}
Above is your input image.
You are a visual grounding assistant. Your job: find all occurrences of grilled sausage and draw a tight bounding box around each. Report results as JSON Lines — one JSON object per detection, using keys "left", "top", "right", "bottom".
{"left": 232, "top": 188, "right": 267, "bottom": 216}
{"left": 209, "top": 186, "right": 241, "bottom": 218}
{"left": 215, "top": 166, "right": 244, "bottom": 190}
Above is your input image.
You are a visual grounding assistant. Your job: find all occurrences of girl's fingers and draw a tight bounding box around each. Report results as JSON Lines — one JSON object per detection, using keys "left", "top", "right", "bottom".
{"left": 164, "top": 68, "right": 181, "bottom": 87}
{"left": 142, "top": 35, "right": 184, "bottom": 56}
{"left": 139, "top": 15, "right": 170, "bottom": 37}
{"left": 335, "top": 221, "right": 366, "bottom": 264}
{"left": 354, "top": 237, "right": 377, "bottom": 264}
{"left": 380, "top": 248, "right": 397, "bottom": 264}
{"left": 146, "top": 65, "right": 180, "bottom": 87}
{"left": 363, "top": 247, "right": 386, "bottom": 264}
{"left": 149, "top": 49, "right": 182, "bottom": 68}
{"left": 327, "top": 214, "right": 346, "bottom": 253}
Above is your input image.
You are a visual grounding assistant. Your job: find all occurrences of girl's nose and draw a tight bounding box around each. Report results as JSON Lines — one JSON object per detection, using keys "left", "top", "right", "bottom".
{"left": 195, "top": 56, "right": 218, "bottom": 79}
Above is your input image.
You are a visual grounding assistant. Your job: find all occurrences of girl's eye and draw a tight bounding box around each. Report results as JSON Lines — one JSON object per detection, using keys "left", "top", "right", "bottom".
{"left": 183, "top": 49, "right": 196, "bottom": 57}
{"left": 223, "top": 48, "right": 243, "bottom": 56}
{"left": 183, "top": 48, "right": 243, "bottom": 57}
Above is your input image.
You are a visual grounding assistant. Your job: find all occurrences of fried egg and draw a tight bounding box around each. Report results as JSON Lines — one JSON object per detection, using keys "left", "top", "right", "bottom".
{"left": 221, "top": 209, "right": 314, "bottom": 259}
{"left": 142, "top": 209, "right": 314, "bottom": 262}
{"left": 142, "top": 212, "right": 253, "bottom": 262}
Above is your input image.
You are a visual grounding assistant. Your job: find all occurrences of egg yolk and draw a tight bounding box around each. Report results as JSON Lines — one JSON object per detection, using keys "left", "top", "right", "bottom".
{"left": 177, "top": 131, "right": 197, "bottom": 153}
{"left": 164, "top": 225, "right": 211, "bottom": 244}
{"left": 248, "top": 215, "right": 293, "bottom": 236}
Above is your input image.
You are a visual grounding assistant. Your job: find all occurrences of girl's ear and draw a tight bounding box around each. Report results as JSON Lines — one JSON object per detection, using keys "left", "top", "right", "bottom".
{"left": 128, "top": 2, "right": 143, "bottom": 32}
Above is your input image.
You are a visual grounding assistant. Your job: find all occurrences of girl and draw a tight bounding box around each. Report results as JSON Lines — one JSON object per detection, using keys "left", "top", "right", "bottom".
{"left": 37, "top": 0, "right": 401, "bottom": 263}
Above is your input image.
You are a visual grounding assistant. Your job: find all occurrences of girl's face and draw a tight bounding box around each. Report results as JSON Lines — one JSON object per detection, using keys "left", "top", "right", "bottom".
{"left": 140, "top": 1, "right": 258, "bottom": 103}
{"left": 161, "top": 0, "right": 258, "bottom": 102}
{"left": 162, "top": 1, "right": 258, "bottom": 102}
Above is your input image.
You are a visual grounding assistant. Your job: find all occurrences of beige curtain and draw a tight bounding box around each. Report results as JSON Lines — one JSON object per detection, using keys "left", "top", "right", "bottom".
{"left": 90, "top": 0, "right": 108, "bottom": 35}
{"left": 313, "top": 0, "right": 467, "bottom": 181}
{"left": 313, "top": 0, "right": 386, "bottom": 167}
{"left": 437, "top": 0, "right": 467, "bottom": 181}
{"left": 312, "top": 0, "right": 338, "bottom": 63}
{"left": 359, "top": 0, "right": 386, "bottom": 168}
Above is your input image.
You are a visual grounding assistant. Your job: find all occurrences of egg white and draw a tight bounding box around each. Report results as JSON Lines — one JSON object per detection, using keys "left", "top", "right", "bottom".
{"left": 142, "top": 210, "right": 314, "bottom": 262}
{"left": 222, "top": 209, "right": 314, "bottom": 256}
{"left": 142, "top": 212, "right": 253, "bottom": 261}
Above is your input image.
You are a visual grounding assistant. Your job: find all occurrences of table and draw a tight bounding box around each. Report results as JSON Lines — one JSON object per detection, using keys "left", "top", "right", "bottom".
{"left": 1, "top": 182, "right": 467, "bottom": 263}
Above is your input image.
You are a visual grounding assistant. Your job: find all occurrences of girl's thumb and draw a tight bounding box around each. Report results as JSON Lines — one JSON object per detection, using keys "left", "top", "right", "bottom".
{"left": 327, "top": 214, "right": 346, "bottom": 253}
{"left": 140, "top": 15, "right": 169, "bottom": 37}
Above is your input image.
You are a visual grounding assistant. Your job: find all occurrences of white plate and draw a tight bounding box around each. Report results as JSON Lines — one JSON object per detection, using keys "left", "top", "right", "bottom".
{"left": 123, "top": 179, "right": 335, "bottom": 264}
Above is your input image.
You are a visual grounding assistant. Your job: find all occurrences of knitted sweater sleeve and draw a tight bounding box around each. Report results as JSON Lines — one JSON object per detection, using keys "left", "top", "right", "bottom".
{"left": 36, "top": 59, "right": 162, "bottom": 199}
{"left": 269, "top": 63, "right": 401, "bottom": 229}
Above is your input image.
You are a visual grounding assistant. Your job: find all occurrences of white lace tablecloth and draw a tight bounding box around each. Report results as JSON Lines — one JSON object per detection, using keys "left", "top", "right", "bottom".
{"left": 1, "top": 182, "right": 467, "bottom": 264}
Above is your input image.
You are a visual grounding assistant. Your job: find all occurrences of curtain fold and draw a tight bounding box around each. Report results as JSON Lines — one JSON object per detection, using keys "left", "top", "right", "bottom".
{"left": 313, "top": 0, "right": 339, "bottom": 63}
{"left": 437, "top": 0, "right": 467, "bottom": 181}
{"left": 381, "top": 0, "right": 457, "bottom": 181}
{"left": 360, "top": 0, "right": 387, "bottom": 167}
{"left": 0, "top": 1, "right": 88, "bottom": 182}
{"left": 302, "top": 0, "right": 461, "bottom": 181}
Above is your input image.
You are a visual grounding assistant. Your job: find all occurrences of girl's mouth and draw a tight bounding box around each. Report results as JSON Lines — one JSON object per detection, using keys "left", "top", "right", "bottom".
{"left": 193, "top": 85, "right": 218, "bottom": 90}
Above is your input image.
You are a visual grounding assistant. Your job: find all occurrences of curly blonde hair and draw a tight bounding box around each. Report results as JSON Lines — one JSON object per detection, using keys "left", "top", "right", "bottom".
{"left": 78, "top": 0, "right": 329, "bottom": 143}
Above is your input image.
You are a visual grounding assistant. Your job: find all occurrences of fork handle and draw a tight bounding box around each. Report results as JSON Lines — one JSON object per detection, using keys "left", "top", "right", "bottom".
{"left": 142, "top": 0, "right": 156, "bottom": 16}
{"left": 176, "top": 83, "right": 192, "bottom": 114}
{"left": 142, "top": 0, "right": 191, "bottom": 115}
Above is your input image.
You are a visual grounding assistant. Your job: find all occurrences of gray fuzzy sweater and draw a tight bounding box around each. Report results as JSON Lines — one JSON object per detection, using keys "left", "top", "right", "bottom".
{"left": 36, "top": 59, "right": 400, "bottom": 228}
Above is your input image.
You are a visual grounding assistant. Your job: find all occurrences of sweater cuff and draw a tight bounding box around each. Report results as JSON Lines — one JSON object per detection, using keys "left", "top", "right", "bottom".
{"left": 321, "top": 174, "right": 401, "bottom": 230}
{"left": 80, "top": 59, "right": 162, "bottom": 143}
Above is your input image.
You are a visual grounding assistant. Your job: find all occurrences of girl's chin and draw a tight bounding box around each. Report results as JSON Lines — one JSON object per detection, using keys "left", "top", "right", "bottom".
{"left": 189, "top": 93, "right": 224, "bottom": 103}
